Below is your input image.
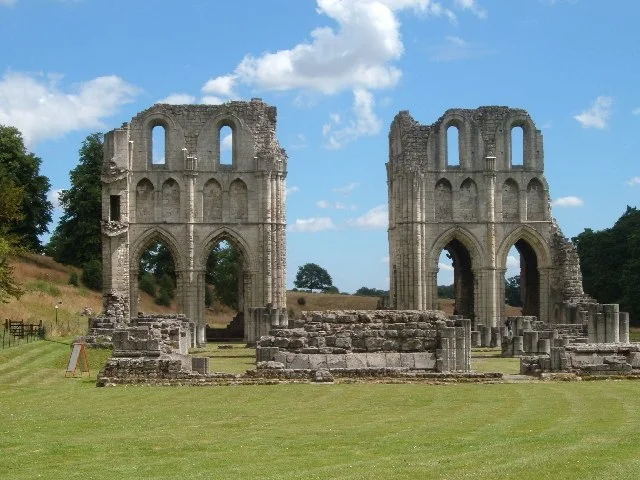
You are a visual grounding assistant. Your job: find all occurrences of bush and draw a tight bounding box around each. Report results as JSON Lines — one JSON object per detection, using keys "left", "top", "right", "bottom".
{"left": 297, "top": 296, "right": 306, "bottom": 306}
{"left": 155, "top": 288, "right": 172, "bottom": 306}
{"left": 139, "top": 273, "right": 156, "bottom": 297}
{"left": 322, "top": 285, "right": 339, "bottom": 294}
{"left": 157, "top": 273, "right": 175, "bottom": 299}
{"left": 81, "top": 259, "right": 102, "bottom": 291}
{"left": 68, "top": 271, "right": 79, "bottom": 287}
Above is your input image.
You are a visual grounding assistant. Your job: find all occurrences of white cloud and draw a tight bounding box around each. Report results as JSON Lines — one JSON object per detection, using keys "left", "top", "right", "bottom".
{"left": 288, "top": 133, "right": 308, "bottom": 150}
{"left": 334, "top": 182, "right": 360, "bottom": 195}
{"left": 506, "top": 255, "right": 520, "bottom": 270}
{"left": 201, "top": 95, "right": 225, "bottom": 105}
{"left": 316, "top": 200, "right": 330, "bottom": 208}
{"left": 574, "top": 96, "right": 613, "bottom": 129}
{"left": 626, "top": 177, "right": 640, "bottom": 187}
{"left": 221, "top": 133, "right": 232, "bottom": 151}
{"left": 48, "top": 188, "right": 63, "bottom": 209}
{"left": 453, "top": 0, "right": 487, "bottom": 18}
{"left": 633, "top": 107, "right": 640, "bottom": 115}
{"left": 230, "top": 1, "right": 410, "bottom": 94}
{"left": 553, "top": 196, "right": 584, "bottom": 207}
{"left": 323, "top": 88, "right": 382, "bottom": 148}
{"left": 429, "top": 35, "right": 492, "bottom": 62}
{"left": 286, "top": 185, "right": 300, "bottom": 196}
{"left": 0, "top": 0, "right": 16, "bottom": 5}
{"left": 288, "top": 217, "right": 336, "bottom": 233}
{"left": 438, "top": 262, "right": 454, "bottom": 272}
{"left": 202, "top": 74, "right": 237, "bottom": 97}
{"left": 0, "top": 71, "right": 139, "bottom": 146}
{"left": 157, "top": 93, "right": 196, "bottom": 104}
{"left": 348, "top": 204, "right": 388, "bottom": 229}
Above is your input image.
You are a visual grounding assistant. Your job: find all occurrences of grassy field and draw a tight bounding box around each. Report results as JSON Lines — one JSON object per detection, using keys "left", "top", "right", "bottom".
{"left": 2, "top": 340, "right": 640, "bottom": 479}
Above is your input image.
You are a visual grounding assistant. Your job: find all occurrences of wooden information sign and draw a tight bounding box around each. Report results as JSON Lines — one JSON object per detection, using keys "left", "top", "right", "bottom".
{"left": 65, "top": 342, "right": 89, "bottom": 377}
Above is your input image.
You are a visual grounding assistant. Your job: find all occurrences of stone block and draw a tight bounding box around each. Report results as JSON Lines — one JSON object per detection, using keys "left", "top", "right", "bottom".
{"left": 191, "top": 357, "right": 209, "bottom": 374}
{"left": 413, "top": 353, "right": 436, "bottom": 370}
{"left": 309, "top": 354, "right": 329, "bottom": 370}
{"left": 327, "top": 354, "right": 347, "bottom": 369}
{"left": 400, "top": 353, "right": 415, "bottom": 368}
{"left": 345, "top": 353, "right": 368, "bottom": 369}
{"left": 335, "top": 337, "right": 352, "bottom": 349}
{"left": 366, "top": 353, "right": 386, "bottom": 368}
{"left": 385, "top": 353, "right": 401, "bottom": 367}
{"left": 289, "top": 354, "right": 311, "bottom": 370}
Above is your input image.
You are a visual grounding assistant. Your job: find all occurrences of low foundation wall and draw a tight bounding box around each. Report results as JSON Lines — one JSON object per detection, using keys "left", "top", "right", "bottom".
{"left": 521, "top": 344, "right": 640, "bottom": 375}
{"left": 256, "top": 310, "right": 471, "bottom": 373}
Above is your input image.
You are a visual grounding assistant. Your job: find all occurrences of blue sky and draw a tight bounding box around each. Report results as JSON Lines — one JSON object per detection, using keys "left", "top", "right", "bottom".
{"left": 1, "top": 0, "right": 639, "bottom": 293}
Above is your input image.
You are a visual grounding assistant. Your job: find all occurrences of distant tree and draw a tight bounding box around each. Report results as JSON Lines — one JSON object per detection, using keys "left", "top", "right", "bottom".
{"left": 205, "top": 241, "right": 240, "bottom": 309}
{"left": 355, "top": 286, "right": 388, "bottom": 297}
{"left": 0, "top": 125, "right": 53, "bottom": 251}
{"left": 294, "top": 263, "right": 333, "bottom": 292}
{"left": 139, "top": 242, "right": 176, "bottom": 303}
{"left": 573, "top": 206, "right": 640, "bottom": 324}
{"left": 322, "top": 285, "right": 339, "bottom": 294}
{"left": 81, "top": 258, "right": 102, "bottom": 291}
{"left": 47, "top": 133, "right": 103, "bottom": 266}
{"left": 504, "top": 275, "right": 522, "bottom": 307}
{"left": 437, "top": 284, "right": 454, "bottom": 299}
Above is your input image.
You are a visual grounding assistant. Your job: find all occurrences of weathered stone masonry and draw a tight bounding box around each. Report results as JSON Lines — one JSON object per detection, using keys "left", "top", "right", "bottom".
{"left": 387, "top": 106, "right": 590, "bottom": 329}
{"left": 100, "top": 100, "right": 288, "bottom": 345}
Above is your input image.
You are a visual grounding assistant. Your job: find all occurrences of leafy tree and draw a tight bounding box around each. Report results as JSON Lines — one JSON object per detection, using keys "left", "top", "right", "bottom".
{"left": 322, "top": 285, "right": 339, "bottom": 294}
{"left": 437, "top": 284, "right": 454, "bottom": 299}
{"left": 47, "top": 133, "right": 103, "bottom": 266}
{"left": 139, "top": 272, "right": 156, "bottom": 297}
{"left": 81, "top": 258, "right": 102, "bottom": 291}
{"left": 139, "top": 242, "right": 176, "bottom": 304}
{"left": 294, "top": 263, "right": 333, "bottom": 292}
{"left": 573, "top": 206, "right": 640, "bottom": 324}
{"left": 205, "top": 241, "right": 240, "bottom": 309}
{"left": 0, "top": 172, "right": 25, "bottom": 302}
{"left": 504, "top": 275, "right": 522, "bottom": 307}
{"left": 355, "top": 286, "right": 388, "bottom": 297}
{"left": 0, "top": 125, "right": 53, "bottom": 251}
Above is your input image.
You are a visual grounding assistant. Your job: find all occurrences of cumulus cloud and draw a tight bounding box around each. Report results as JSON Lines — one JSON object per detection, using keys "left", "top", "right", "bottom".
{"left": 428, "top": 35, "right": 492, "bottom": 62}
{"left": 348, "top": 205, "right": 387, "bottom": 229}
{"left": 288, "top": 217, "right": 336, "bottom": 233}
{"left": 626, "top": 177, "right": 640, "bottom": 187}
{"left": 220, "top": 132, "right": 232, "bottom": 151}
{"left": 438, "top": 262, "right": 454, "bottom": 272}
{"left": 316, "top": 200, "right": 330, "bottom": 209}
{"left": 47, "top": 188, "right": 63, "bottom": 209}
{"left": 201, "top": 0, "right": 483, "bottom": 146}
{"left": 0, "top": 71, "right": 139, "bottom": 146}
{"left": 323, "top": 88, "right": 382, "bottom": 148}
{"left": 157, "top": 93, "right": 196, "bottom": 104}
{"left": 334, "top": 182, "right": 360, "bottom": 195}
{"left": 574, "top": 96, "right": 613, "bottom": 129}
{"left": 553, "top": 196, "right": 584, "bottom": 207}
{"left": 454, "top": 0, "right": 487, "bottom": 18}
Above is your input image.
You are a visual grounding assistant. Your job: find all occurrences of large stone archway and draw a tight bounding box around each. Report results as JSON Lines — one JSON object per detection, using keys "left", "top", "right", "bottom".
{"left": 101, "top": 100, "right": 288, "bottom": 344}
{"left": 387, "top": 106, "right": 590, "bottom": 327}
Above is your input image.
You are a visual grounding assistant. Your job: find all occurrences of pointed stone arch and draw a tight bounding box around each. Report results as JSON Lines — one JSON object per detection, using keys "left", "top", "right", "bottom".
{"left": 135, "top": 178, "right": 155, "bottom": 222}
{"left": 526, "top": 177, "right": 545, "bottom": 221}
{"left": 459, "top": 177, "right": 478, "bottom": 221}
{"left": 161, "top": 178, "right": 180, "bottom": 222}
{"left": 434, "top": 178, "right": 453, "bottom": 221}
{"left": 202, "top": 178, "right": 222, "bottom": 221}
{"left": 501, "top": 178, "right": 520, "bottom": 221}
{"left": 229, "top": 178, "right": 248, "bottom": 220}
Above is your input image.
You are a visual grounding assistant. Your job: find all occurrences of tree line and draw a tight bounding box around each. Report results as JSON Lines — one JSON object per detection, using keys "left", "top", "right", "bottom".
{"left": 0, "top": 124, "right": 639, "bottom": 324}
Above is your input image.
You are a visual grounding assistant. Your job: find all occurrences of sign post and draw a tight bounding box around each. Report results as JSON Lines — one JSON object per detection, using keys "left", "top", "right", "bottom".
{"left": 65, "top": 342, "right": 89, "bottom": 377}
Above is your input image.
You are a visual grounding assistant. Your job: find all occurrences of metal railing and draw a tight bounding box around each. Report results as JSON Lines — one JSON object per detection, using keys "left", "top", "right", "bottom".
{"left": 2, "top": 319, "right": 45, "bottom": 349}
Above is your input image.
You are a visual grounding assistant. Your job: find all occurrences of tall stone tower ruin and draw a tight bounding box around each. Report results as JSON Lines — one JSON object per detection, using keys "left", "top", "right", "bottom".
{"left": 101, "top": 99, "right": 288, "bottom": 344}
{"left": 387, "top": 106, "right": 589, "bottom": 328}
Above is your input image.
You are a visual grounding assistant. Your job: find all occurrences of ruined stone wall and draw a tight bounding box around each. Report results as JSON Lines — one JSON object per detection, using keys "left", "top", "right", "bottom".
{"left": 101, "top": 100, "right": 288, "bottom": 345}
{"left": 387, "top": 106, "right": 587, "bottom": 328}
{"left": 256, "top": 310, "right": 471, "bottom": 372}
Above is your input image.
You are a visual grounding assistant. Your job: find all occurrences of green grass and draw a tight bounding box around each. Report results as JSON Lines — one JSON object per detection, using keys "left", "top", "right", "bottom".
{"left": 2, "top": 340, "right": 640, "bottom": 479}
{"left": 26, "top": 279, "right": 61, "bottom": 296}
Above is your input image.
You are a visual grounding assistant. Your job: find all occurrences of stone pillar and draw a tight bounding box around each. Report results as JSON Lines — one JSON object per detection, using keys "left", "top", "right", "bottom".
{"left": 595, "top": 313, "right": 606, "bottom": 343}
{"left": 619, "top": 312, "right": 630, "bottom": 344}
{"left": 537, "top": 338, "right": 551, "bottom": 355}
{"left": 523, "top": 331, "right": 539, "bottom": 354}
{"left": 513, "top": 336, "right": 524, "bottom": 356}
{"left": 484, "top": 156, "right": 498, "bottom": 328}
{"left": 588, "top": 312, "right": 597, "bottom": 343}
{"left": 603, "top": 304, "right": 619, "bottom": 343}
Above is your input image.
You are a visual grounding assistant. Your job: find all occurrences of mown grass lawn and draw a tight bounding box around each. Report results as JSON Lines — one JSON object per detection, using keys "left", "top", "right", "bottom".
{"left": 2, "top": 340, "right": 640, "bottom": 479}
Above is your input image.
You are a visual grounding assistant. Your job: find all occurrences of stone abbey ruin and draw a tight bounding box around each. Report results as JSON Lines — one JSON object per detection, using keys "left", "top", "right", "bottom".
{"left": 92, "top": 102, "right": 639, "bottom": 386}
